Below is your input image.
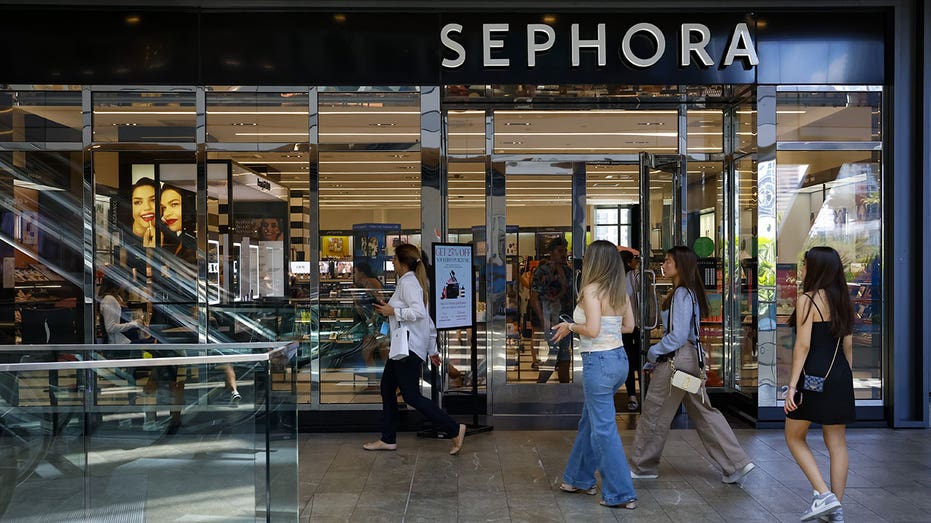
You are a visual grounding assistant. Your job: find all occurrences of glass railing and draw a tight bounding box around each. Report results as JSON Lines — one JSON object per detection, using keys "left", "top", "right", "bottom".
{"left": 0, "top": 342, "right": 299, "bottom": 521}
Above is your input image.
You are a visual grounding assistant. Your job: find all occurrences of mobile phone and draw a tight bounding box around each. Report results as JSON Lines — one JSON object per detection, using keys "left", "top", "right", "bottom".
{"left": 558, "top": 314, "right": 574, "bottom": 324}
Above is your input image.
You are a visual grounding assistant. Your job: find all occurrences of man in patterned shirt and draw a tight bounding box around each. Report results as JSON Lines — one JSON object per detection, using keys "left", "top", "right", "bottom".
{"left": 530, "top": 237, "right": 574, "bottom": 383}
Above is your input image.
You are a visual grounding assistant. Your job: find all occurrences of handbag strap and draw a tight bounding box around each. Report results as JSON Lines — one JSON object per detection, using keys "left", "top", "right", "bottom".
{"left": 669, "top": 288, "right": 705, "bottom": 370}
{"left": 823, "top": 337, "right": 841, "bottom": 380}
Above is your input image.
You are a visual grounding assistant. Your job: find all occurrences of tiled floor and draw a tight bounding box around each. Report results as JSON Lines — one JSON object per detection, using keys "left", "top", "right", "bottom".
{"left": 299, "top": 426, "right": 931, "bottom": 522}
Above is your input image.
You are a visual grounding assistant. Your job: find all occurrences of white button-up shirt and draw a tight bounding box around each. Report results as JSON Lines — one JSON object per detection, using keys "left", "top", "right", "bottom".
{"left": 388, "top": 271, "right": 437, "bottom": 361}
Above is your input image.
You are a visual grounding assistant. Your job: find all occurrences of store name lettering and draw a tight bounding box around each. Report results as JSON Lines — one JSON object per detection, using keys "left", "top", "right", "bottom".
{"left": 440, "top": 22, "right": 759, "bottom": 69}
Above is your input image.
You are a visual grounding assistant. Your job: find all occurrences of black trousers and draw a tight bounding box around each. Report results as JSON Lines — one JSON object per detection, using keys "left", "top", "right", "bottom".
{"left": 380, "top": 353, "right": 459, "bottom": 444}
{"left": 621, "top": 327, "right": 641, "bottom": 397}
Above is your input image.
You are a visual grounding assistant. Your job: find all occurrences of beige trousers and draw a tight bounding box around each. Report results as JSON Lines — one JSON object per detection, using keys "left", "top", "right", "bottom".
{"left": 629, "top": 341, "right": 751, "bottom": 476}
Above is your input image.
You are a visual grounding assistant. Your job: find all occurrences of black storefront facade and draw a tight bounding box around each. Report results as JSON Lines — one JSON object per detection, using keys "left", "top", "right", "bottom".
{"left": 0, "top": 0, "right": 928, "bottom": 433}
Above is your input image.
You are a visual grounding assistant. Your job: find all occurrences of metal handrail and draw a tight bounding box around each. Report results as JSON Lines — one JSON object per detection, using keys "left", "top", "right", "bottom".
{"left": 0, "top": 342, "right": 297, "bottom": 372}
{"left": 0, "top": 342, "right": 292, "bottom": 353}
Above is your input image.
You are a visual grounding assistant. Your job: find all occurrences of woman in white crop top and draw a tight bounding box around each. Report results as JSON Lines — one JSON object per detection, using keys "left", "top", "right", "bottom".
{"left": 550, "top": 240, "right": 637, "bottom": 509}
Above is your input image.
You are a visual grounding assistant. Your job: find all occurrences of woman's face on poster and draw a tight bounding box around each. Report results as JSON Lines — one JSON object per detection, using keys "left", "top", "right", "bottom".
{"left": 131, "top": 183, "right": 156, "bottom": 237}
{"left": 160, "top": 188, "right": 183, "bottom": 233}
{"left": 259, "top": 218, "right": 281, "bottom": 241}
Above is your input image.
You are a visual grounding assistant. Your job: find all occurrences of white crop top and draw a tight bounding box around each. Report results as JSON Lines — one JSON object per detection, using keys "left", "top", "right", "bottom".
{"left": 573, "top": 305, "right": 623, "bottom": 353}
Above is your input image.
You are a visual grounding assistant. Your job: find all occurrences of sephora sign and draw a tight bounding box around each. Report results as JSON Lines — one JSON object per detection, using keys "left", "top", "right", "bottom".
{"left": 436, "top": 17, "right": 764, "bottom": 84}
{"left": 441, "top": 22, "right": 758, "bottom": 69}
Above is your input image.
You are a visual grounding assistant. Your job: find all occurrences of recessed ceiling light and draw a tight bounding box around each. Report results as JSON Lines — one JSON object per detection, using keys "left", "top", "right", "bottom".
{"left": 637, "top": 122, "right": 664, "bottom": 126}
{"left": 504, "top": 122, "right": 531, "bottom": 126}
{"left": 605, "top": 175, "right": 614, "bottom": 179}
{"left": 232, "top": 122, "right": 256, "bottom": 126}
{"left": 368, "top": 122, "right": 397, "bottom": 127}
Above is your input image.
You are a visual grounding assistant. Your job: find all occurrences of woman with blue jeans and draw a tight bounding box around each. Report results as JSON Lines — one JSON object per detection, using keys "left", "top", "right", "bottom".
{"left": 551, "top": 240, "right": 637, "bottom": 509}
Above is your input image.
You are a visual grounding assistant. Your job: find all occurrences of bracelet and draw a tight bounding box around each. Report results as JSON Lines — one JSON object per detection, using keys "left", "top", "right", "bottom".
{"left": 567, "top": 323, "right": 573, "bottom": 333}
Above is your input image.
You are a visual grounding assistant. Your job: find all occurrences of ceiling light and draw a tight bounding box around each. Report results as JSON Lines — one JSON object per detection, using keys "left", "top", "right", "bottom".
{"left": 605, "top": 175, "right": 614, "bottom": 179}
{"left": 637, "top": 122, "right": 664, "bottom": 126}
{"left": 231, "top": 122, "right": 257, "bottom": 126}
{"left": 504, "top": 122, "right": 531, "bottom": 126}
{"left": 368, "top": 123, "right": 397, "bottom": 127}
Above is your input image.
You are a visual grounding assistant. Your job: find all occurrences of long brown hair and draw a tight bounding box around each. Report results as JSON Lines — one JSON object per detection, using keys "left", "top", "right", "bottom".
{"left": 661, "top": 246, "right": 709, "bottom": 317}
{"left": 578, "top": 240, "right": 627, "bottom": 311}
{"left": 395, "top": 243, "right": 429, "bottom": 305}
{"left": 788, "top": 246, "right": 854, "bottom": 338}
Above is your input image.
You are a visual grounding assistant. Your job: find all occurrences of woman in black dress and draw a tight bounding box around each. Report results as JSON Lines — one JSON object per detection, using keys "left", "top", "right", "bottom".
{"left": 784, "top": 247, "right": 855, "bottom": 522}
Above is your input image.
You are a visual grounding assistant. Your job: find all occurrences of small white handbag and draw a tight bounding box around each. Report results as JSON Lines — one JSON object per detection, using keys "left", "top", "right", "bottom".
{"left": 389, "top": 318, "right": 410, "bottom": 360}
{"left": 670, "top": 368, "right": 703, "bottom": 394}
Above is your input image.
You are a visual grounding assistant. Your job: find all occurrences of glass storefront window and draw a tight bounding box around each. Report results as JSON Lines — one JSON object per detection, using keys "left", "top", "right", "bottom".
{"left": 0, "top": 90, "right": 81, "bottom": 143}
{"left": 504, "top": 167, "right": 573, "bottom": 384}
{"left": 447, "top": 110, "right": 484, "bottom": 156}
{"left": 447, "top": 159, "right": 486, "bottom": 394}
{"left": 776, "top": 90, "right": 881, "bottom": 142}
{"left": 316, "top": 89, "right": 423, "bottom": 405}
{"left": 774, "top": 150, "right": 882, "bottom": 400}
{"left": 493, "top": 109, "right": 678, "bottom": 154}
{"left": 0, "top": 151, "right": 84, "bottom": 344}
{"left": 206, "top": 91, "right": 308, "bottom": 143}
{"left": 688, "top": 110, "right": 723, "bottom": 154}
{"left": 92, "top": 92, "right": 196, "bottom": 143}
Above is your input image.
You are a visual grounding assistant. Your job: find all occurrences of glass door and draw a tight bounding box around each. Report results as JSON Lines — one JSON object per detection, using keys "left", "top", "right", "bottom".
{"left": 489, "top": 159, "right": 584, "bottom": 424}
{"left": 638, "top": 153, "right": 685, "bottom": 393}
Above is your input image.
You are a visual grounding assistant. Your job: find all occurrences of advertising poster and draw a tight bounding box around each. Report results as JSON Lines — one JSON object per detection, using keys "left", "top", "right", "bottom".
{"left": 433, "top": 243, "right": 474, "bottom": 330}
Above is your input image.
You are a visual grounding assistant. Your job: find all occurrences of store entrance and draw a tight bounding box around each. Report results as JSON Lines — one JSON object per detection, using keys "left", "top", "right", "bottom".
{"left": 485, "top": 153, "right": 684, "bottom": 426}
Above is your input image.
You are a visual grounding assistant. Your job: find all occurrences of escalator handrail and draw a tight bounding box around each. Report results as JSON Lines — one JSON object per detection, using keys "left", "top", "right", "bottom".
{"left": 0, "top": 341, "right": 296, "bottom": 372}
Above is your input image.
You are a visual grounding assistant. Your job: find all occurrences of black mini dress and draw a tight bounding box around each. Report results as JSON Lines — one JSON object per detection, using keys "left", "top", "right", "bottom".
{"left": 786, "top": 298, "right": 856, "bottom": 425}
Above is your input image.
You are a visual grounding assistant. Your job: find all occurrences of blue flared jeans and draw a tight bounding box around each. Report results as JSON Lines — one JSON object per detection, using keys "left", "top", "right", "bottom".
{"left": 562, "top": 348, "right": 638, "bottom": 506}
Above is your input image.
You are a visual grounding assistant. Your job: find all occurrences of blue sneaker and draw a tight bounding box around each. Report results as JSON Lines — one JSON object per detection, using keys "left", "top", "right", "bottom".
{"left": 801, "top": 491, "right": 841, "bottom": 521}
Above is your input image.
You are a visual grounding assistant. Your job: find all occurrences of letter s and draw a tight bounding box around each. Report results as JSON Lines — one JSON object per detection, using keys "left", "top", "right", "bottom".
{"left": 442, "top": 23, "right": 466, "bottom": 69}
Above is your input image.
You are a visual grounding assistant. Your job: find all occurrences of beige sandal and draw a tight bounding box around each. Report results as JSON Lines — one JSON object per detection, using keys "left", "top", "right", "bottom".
{"left": 362, "top": 440, "right": 397, "bottom": 451}
{"left": 559, "top": 482, "right": 597, "bottom": 495}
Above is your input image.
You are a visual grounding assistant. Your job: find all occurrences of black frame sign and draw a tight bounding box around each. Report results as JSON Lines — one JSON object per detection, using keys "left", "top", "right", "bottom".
{"left": 431, "top": 243, "right": 475, "bottom": 331}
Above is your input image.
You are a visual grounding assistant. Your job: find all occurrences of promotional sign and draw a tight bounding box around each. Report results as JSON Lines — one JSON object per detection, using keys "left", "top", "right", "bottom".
{"left": 433, "top": 243, "right": 474, "bottom": 331}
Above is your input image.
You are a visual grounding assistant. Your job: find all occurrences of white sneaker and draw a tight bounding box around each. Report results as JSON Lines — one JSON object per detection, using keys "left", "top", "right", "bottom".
{"left": 722, "top": 462, "right": 756, "bottom": 484}
{"left": 630, "top": 471, "right": 659, "bottom": 479}
{"left": 801, "top": 491, "right": 841, "bottom": 521}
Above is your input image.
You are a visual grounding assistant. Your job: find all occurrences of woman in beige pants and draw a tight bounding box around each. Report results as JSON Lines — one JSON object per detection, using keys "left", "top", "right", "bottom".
{"left": 628, "top": 246, "right": 755, "bottom": 484}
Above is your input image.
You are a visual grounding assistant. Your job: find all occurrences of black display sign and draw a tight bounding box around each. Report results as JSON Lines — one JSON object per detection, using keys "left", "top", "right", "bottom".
{"left": 0, "top": 8, "right": 888, "bottom": 85}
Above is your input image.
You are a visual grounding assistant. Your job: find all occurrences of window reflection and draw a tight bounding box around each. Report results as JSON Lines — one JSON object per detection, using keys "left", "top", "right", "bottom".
{"left": 775, "top": 150, "right": 882, "bottom": 400}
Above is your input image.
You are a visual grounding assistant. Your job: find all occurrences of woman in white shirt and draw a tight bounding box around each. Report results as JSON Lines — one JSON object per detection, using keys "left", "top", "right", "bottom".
{"left": 550, "top": 240, "right": 637, "bottom": 509}
{"left": 99, "top": 275, "right": 143, "bottom": 344}
{"left": 364, "top": 243, "right": 466, "bottom": 455}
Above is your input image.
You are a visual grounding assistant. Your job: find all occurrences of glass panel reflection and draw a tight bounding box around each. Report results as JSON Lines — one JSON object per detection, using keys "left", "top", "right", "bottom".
{"left": 206, "top": 91, "right": 309, "bottom": 143}
{"left": 0, "top": 90, "right": 82, "bottom": 143}
{"left": 504, "top": 169, "right": 573, "bottom": 384}
{"left": 92, "top": 92, "right": 196, "bottom": 143}
{"left": 776, "top": 90, "right": 881, "bottom": 142}
{"left": 447, "top": 160, "right": 486, "bottom": 395}
{"left": 775, "top": 150, "right": 882, "bottom": 400}
{"left": 0, "top": 151, "right": 85, "bottom": 345}
{"left": 316, "top": 89, "right": 423, "bottom": 405}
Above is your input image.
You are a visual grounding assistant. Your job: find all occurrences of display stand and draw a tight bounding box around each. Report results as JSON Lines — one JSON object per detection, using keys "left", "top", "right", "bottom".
{"left": 418, "top": 243, "right": 493, "bottom": 439}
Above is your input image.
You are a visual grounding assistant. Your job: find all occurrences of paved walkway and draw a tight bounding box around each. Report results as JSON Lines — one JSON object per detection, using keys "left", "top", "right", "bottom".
{"left": 299, "top": 427, "right": 930, "bottom": 522}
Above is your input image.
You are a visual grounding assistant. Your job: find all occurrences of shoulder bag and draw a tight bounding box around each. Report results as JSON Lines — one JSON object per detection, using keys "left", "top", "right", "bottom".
{"left": 801, "top": 338, "right": 840, "bottom": 392}
{"left": 669, "top": 289, "right": 705, "bottom": 395}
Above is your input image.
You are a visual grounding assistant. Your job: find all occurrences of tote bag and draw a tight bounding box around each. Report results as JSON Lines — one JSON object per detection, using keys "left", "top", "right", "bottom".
{"left": 389, "top": 318, "right": 410, "bottom": 360}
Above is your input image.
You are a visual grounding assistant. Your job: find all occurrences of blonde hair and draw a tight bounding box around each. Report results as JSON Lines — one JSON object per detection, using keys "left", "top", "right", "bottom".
{"left": 578, "top": 240, "right": 627, "bottom": 311}
{"left": 395, "top": 243, "right": 429, "bottom": 305}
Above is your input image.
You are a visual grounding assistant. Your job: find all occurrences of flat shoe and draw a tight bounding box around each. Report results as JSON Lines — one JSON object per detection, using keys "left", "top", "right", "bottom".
{"left": 559, "top": 482, "right": 596, "bottom": 495}
{"left": 600, "top": 500, "right": 637, "bottom": 509}
{"left": 449, "top": 424, "right": 467, "bottom": 455}
{"left": 362, "top": 440, "right": 397, "bottom": 451}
